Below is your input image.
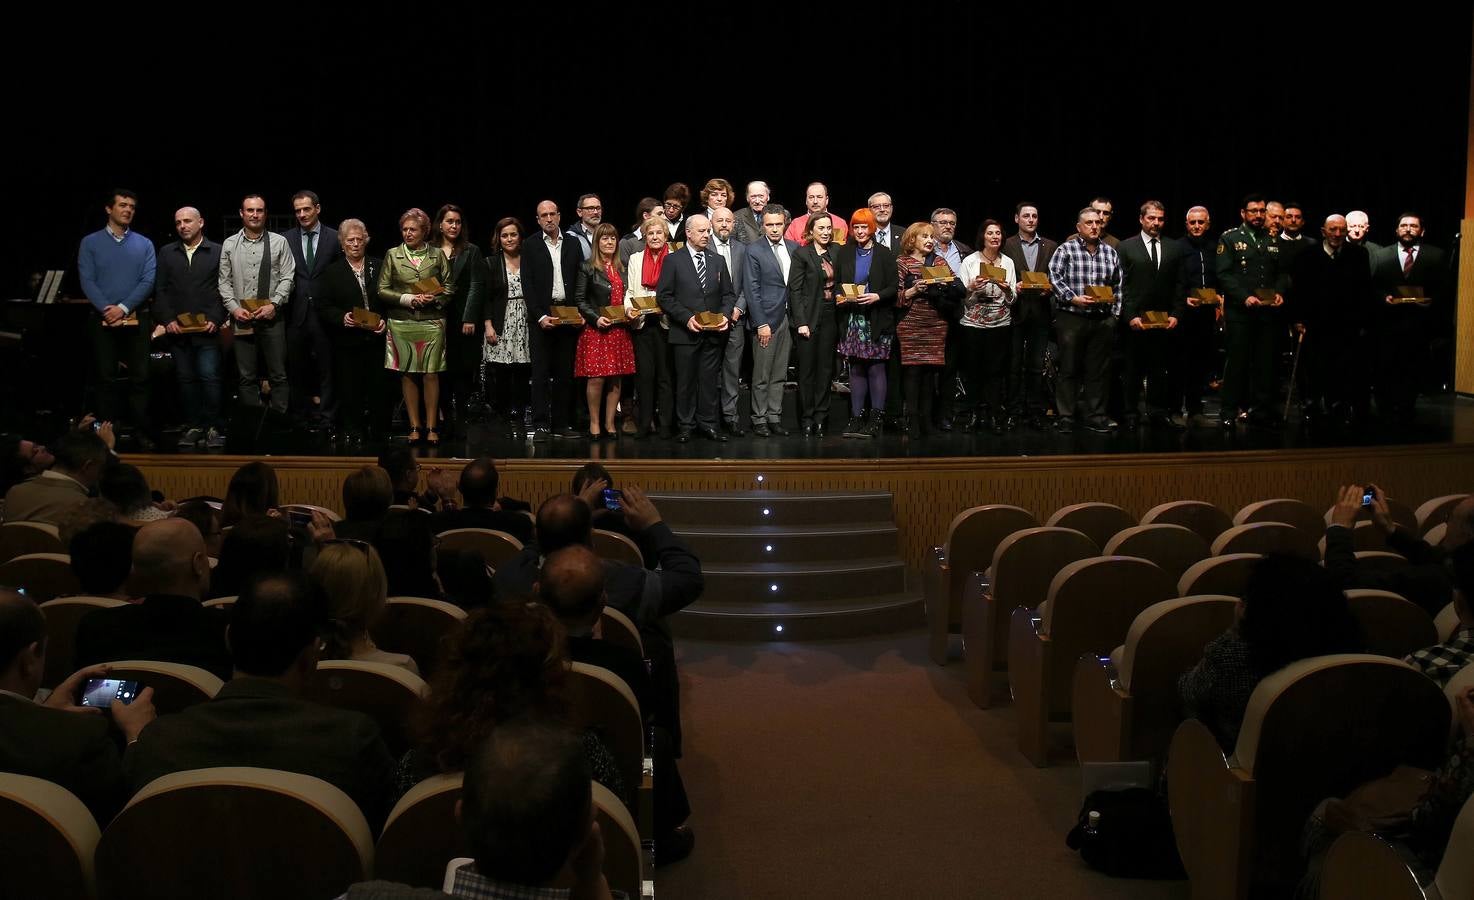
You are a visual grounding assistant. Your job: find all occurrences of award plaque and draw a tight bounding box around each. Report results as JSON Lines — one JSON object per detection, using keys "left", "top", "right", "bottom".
{"left": 1140, "top": 310, "right": 1172, "bottom": 330}
{"left": 600, "top": 305, "right": 628, "bottom": 322}
{"left": 695, "top": 311, "right": 728, "bottom": 331}
{"left": 349, "top": 308, "right": 383, "bottom": 330}
{"left": 176, "top": 312, "right": 211, "bottom": 334}
{"left": 982, "top": 264, "right": 1008, "bottom": 283}
{"left": 1192, "top": 288, "right": 1221, "bottom": 306}
{"left": 838, "top": 283, "right": 863, "bottom": 304}
{"left": 549, "top": 305, "right": 584, "bottom": 326}
{"left": 919, "top": 265, "right": 955, "bottom": 284}
{"left": 1020, "top": 270, "right": 1053, "bottom": 292}
{"left": 412, "top": 277, "right": 447, "bottom": 296}
{"left": 241, "top": 298, "right": 272, "bottom": 312}
{"left": 1253, "top": 288, "right": 1279, "bottom": 304}
{"left": 630, "top": 295, "right": 662, "bottom": 315}
{"left": 1084, "top": 285, "right": 1115, "bottom": 305}
{"left": 1390, "top": 286, "right": 1429, "bottom": 305}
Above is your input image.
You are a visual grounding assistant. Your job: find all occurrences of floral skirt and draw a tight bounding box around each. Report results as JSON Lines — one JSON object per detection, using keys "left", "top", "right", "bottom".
{"left": 574, "top": 325, "right": 636, "bottom": 378}
{"left": 385, "top": 319, "right": 446, "bottom": 373}
{"left": 837, "top": 311, "right": 891, "bottom": 360}
{"left": 486, "top": 296, "right": 531, "bottom": 365}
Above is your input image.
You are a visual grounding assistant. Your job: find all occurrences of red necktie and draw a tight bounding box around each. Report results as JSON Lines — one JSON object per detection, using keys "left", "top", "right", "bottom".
{"left": 1403, "top": 247, "right": 1416, "bottom": 276}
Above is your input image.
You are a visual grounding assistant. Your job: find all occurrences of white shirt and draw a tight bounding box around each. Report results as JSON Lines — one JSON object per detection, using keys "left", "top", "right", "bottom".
{"left": 875, "top": 225, "right": 894, "bottom": 249}
{"left": 768, "top": 239, "right": 791, "bottom": 283}
{"left": 1140, "top": 231, "right": 1162, "bottom": 268}
{"left": 712, "top": 235, "right": 733, "bottom": 278}
{"left": 543, "top": 231, "right": 567, "bottom": 301}
{"left": 1402, "top": 244, "right": 1419, "bottom": 271}
{"left": 686, "top": 242, "right": 707, "bottom": 277}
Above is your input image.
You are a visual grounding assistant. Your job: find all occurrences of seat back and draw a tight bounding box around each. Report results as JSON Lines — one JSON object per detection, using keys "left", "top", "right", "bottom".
{"left": 1210, "top": 522, "right": 1318, "bottom": 560}
{"left": 942, "top": 505, "right": 1039, "bottom": 606}
{"left": 1233, "top": 655, "right": 1450, "bottom": 890}
{"left": 0, "top": 773, "right": 99, "bottom": 900}
{"left": 1038, "top": 557, "right": 1177, "bottom": 714}
{"left": 1141, "top": 500, "right": 1232, "bottom": 545}
{"left": 279, "top": 503, "right": 341, "bottom": 522}
{"left": 599, "top": 607, "right": 644, "bottom": 658}
{"left": 988, "top": 527, "right": 1098, "bottom": 659}
{"left": 1176, "top": 553, "right": 1262, "bottom": 598}
{"left": 1446, "top": 664, "right": 1474, "bottom": 737}
{"left": 593, "top": 781, "right": 644, "bottom": 899}
{"left": 96, "top": 767, "right": 373, "bottom": 900}
{"left": 0, "top": 552, "right": 80, "bottom": 601}
{"left": 0, "top": 520, "right": 65, "bottom": 563}
{"left": 1425, "top": 522, "right": 1448, "bottom": 549}
{"left": 1435, "top": 602, "right": 1462, "bottom": 642}
{"left": 1415, "top": 494, "right": 1468, "bottom": 535}
{"left": 38, "top": 596, "right": 128, "bottom": 689}
{"left": 592, "top": 529, "right": 644, "bottom": 568}
{"left": 1344, "top": 590, "right": 1438, "bottom": 659}
{"left": 1353, "top": 551, "right": 1409, "bottom": 574}
{"left": 376, "top": 772, "right": 466, "bottom": 889}
{"left": 103, "top": 661, "right": 223, "bottom": 715}
{"left": 1233, "top": 498, "right": 1325, "bottom": 536}
{"left": 202, "top": 596, "right": 237, "bottom": 610}
{"left": 306, "top": 660, "right": 428, "bottom": 757}
{"left": 1118, "top": 596, "right": 1239, "bottom": 759}
{"left": 371, "top": 597, "right": 468, "bottom": 677}
{"left": 1103, "top": 524, "right": 1210, "bottom": 581}
{"left": 1433, "top": 786, "right": 1474, "bottom": 900}
{"left": 1318, "top": 832, "right": 1424, "bottom": 900}
{"left": 567, "top": 662, "right": 645, "bottom": 796}
{"left": 1045, "top": 502, "right": 1136, "bottom": 550}
{"left": 436, "top": 528, "right": 524, "bottom": 570}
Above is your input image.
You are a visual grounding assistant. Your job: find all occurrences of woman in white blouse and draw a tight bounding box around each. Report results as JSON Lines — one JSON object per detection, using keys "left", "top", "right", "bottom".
{"left": 958, "top": 220, "right": 1018, "bottom": 434}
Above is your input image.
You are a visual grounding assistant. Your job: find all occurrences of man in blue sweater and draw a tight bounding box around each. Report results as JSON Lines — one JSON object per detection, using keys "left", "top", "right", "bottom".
{"left": 77, "top": 189, "right": 157, "bottom": 450}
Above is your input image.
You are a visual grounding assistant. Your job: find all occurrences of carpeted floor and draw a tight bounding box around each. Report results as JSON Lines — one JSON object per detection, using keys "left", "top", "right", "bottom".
{"left": 656, "top": 629, "right": 1190, "bottom": 899}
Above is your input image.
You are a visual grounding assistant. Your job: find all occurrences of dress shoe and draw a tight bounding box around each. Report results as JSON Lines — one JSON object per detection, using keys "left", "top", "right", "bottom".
{"left": 698, "top": 427, "right": 728, "bottom": 442}
{"left": 177, "top": 427, "right": 204, "bottom": 448}
{"left": 553, "top": 427, "right": 583, "bottom": 440}
{"left": 722, "top": 420, "right": 745, "bottom": 437}
{"left": 936, "top": 417, "right": 953, "bottom": 432}
{"left": 674, "top": 430, "right": 692, "bottom": 443}
{"left": 801, "top": 423, "right": 815, "bottom": 437}
{"left": 656, "top": 824, "right": 696, "bottom": 867}
{"left": 1164, "top": 414, "right": 1187, "bottom": 429}
{"left": 1055, "top": 417, "right": 1075, "bottom": 433}
{"left": 1084, "top": 417, "right": 1113, "bottom": 434}
{"left": 531, "top": 427, "right": 550, "bottom": 442}
{"left": 752, "top": 423, "right": 771, "bottom": 437}
{"left": 1218, "top": 417, "right": 1236, "bottom": 429}
{"left": 814, "top": 422, "right": 827, "bottom": 437}
{"left": 768, "top": 423, "right": 789, "bottom": 436}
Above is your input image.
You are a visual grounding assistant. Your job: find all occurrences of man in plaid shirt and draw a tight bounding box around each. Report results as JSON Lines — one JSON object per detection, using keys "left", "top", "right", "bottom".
{"left": 1048, "top": 207, "right": 1123, "bottom": 433}
{"left": 1405, "top": 542, "right": 1474, "bottom": 688}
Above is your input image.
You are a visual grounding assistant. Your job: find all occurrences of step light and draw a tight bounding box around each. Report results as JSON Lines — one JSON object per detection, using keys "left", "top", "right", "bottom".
{"left": 769, "top": 583, "right": 779, "bottom": 592}
{"left": 755, "top": 474, "right": 765, "bottom": 483}
{"left": 765, "top": 544, "right": 773, "bottom": 552}
{"left": 775, "top": 624, "right": 784, "bottom": 634}
{"left": 762, "top": 508, "right": 770, "bottom": 516}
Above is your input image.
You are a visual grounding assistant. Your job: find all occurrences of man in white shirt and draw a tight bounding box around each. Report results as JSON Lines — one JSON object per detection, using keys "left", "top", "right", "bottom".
{"left": 709, "top": 208, "right": 749, "bottom": 435}
{"left": 744, "top": 211, "right": 797, "bottom": 436}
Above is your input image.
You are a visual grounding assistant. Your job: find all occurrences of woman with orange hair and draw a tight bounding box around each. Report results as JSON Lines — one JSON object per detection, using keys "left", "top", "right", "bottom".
{"left": 832, "top": 208, "right": 897, "bottom": 438}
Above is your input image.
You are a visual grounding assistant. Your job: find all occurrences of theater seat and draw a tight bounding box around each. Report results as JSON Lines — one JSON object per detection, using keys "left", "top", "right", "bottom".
{"left": 306, "top": 660, "right": 428, "bottom": 757}
{"left": 599, "top": 607, "right": 644, "bottom": 658}
{"left": 1233, "top": 498, "right": 1325, "bottom": 536}
{"left": 593, "top": 780, "right": 645, "bottom": 900}
{"left": 1425, "top": 522, "right": 1448, "bottom": 549}
{"left": 1414, "top": 493, "right": 1468, "bottom": 536}
{"left": 1344, "top": 589, "right": 1437, "bottom": 659}
{"left": 0, "top": 520, "right": 65, "bottom": 563}
{"left": 38, "top": 596, "right": 127, "bottom": 690}
{"left": 1168, "top": 655, "right": 1448, "bottom": 900}
{"left": 1435, "top": 602, "right": 1462, "bottom": 642}
{"left": 202, "top": 596, "right": 237, "bottom": 610}
{"left": 1210, "top": 522, "right": 1318, "bottom": 560}
{"left": 1177, "top": 553, "right": 1262, "bottom": 598}
{"left": 1102, "top": 524, "right": 1210, "bottom": 582}
{"left": 376, "top": 772, "right": 466, "bottom": 889}
{"left": 1045, "top": 502, "right": 1136, "bottom": 549}
{"left": 925, "top": 504, "right": 1037, "bottom": 666}
{"left": 568, "top": 661, "right": 648, "bottom": 814}
{"left": 1352, "top": 550, "right": 1409, "bottom": 574}
{"left": 1320, "top": 791, "right": 1474, "bottom": 900}
{"left": 1072, "top": 595, "right": 1238, "bottom": 764}
{"left": 371, "top": 597, "right": 467, "bottom": 677}
{"left": 102, "top": 660, "right": 223, "bottom": 715}
{"left": 436, "top": 528, "right": 523, "bottom": 571}
{"left": 0, "top": 552, "right": 80, "bottom": 602}
{"left": 1140, "top": 500, "right": 1232, "bottom": 545}
{"left": 96, "top": 767, "right": 373, "bottom": 900}
{"left": 0, "top": 773, "right": 99, "bottom": 900}
{"left": 592, "top": 528, "right": 644, "bottom": 568}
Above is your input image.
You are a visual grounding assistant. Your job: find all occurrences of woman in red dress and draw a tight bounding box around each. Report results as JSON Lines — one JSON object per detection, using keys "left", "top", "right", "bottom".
{"left": 573, "top": 223, "right": 637, "bottom": 439}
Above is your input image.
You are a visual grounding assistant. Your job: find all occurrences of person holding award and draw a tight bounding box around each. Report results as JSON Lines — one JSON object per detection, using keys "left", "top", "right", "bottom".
{"left": 788, "top": 213, "right": 840, "bottom": 437}
{"left": 432, "top": 204, "right": 489, "bottom": 436}
{"left": 896, "top": 222, "right": 963, "bottom": 437}
{"left": 377, "top": 208, "right": 453, "bottom": 446}
{"left": 832, "top": 208, "right": 897, "bottom": 439}
{"left": 624, "top": 217, "right": 674, "bottom": 438}
{"left": 573, "top": 224, "right": 636, "bottom": 440}
{"left": 319, "top": 219, "right": 387, "bottom": 444}
{"left": 958, "top": 220, "right": 1018, "bottom": 434}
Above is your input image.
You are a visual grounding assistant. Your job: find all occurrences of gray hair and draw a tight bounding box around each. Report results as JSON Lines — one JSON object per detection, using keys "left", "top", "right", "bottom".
{"left": 338, "top": 218, "right": 369, "bottom": 238}
{"left": 868, "top": 191, "right": 892, "bottom": 206}
{"left": 746, "top": 181, "right": 769, "bottom": 197}
{"left": 930, "top": 208, "right": 957, "bottom": 222}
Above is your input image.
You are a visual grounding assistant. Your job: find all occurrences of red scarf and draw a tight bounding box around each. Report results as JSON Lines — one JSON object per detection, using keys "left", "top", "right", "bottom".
{"left": 641, "top": 244, "right": 669, "bottom": 290}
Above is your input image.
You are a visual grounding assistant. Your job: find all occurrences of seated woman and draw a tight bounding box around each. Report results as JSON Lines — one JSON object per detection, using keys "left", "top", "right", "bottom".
{"left": 373, "top": 509, "right": 442, "bottom": 599}
{"left": 221, "top": 461, "right": 279, "bottom": 527}
{"left": 210, "top": 515, "right": 293, "bottom": 599}
{"left": 1177, "top": 554, "right": 1363, "bottom": 752}
{"left": 99, "top": 463, "right": 170, "bottom": 522}
{"left": 436, "top": 548, "right": 496, "bottom": 611}
{"left": 68, "top": 521, "right": 137, "bottom": 601}
{"left": 395, "top": 600, "right": 626, "bottom": 805}
{"left": 310, "top": 540, "right": 418, "bottom": 674}
{"left": 338, "top": 465, "right": 394, "bottom": 542}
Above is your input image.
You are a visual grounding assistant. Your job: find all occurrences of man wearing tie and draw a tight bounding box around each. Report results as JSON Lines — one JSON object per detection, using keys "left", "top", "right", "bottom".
{"left": 1002, "top": 202, "right": 1058, "bottom": 430}
{"left": 732, "top": 181, "right": 771, "bottom": 244}
{"left": 658, "top": 215, "right": 736, "bottom": 443}
{"left": 709, "top": 208, "right": 749, "bottom": 436}
{"left": 869, "top": 193, "right": 899, "bottom": 251}
{"left": 745, "top": 210, "right": 796, "bottom": 437}
{"left": 1117, "top": 201, "right": 1187, "bottom": 428}
{"left": 281, "top": 190, "right": 340, "bottom": 426}
{"left": 1370, "top": 213, "right": 1447, "bottom": 425}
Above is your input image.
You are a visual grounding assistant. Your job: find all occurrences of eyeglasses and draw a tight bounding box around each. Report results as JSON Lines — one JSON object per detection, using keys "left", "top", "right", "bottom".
{"left": 578, "top": 205, "right": 602, "bottom": 212}
{"left": 323, "top": 538, "right": 371, "bottom": 553}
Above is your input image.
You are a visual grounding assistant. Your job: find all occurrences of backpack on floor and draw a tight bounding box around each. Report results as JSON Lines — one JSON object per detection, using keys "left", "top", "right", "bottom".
{"left": 1065, "top": 787, "right": 1186, "bottom": 880}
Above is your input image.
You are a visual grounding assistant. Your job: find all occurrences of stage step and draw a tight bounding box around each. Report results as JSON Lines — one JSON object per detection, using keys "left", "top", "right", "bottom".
{"left": 649, "top": 490, "right": 893, "bottom": 527}
{"left": 672, "top": 522, "right": 899, "bottom": 564}
{"left": 673, "top": 589, "right": 924, "bottom": 641}
{"left": 695, "top": 557, "right": 907, "bottom": 603}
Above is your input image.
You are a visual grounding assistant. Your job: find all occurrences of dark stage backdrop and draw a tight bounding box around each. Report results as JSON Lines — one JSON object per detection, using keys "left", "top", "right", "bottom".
{"left": 6, "top": 10, "right": 1470, "bottom": 298}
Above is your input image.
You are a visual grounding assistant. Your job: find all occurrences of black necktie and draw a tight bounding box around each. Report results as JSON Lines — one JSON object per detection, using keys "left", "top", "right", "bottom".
{"left": 305, "top": 231, "right": 316, "bottom": 270}
{"left": 1149, "top": 238, "right": 1159, "bottom": 269}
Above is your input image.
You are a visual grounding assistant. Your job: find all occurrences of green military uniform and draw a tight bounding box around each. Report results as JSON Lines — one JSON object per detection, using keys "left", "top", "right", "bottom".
{"left": 1215, "top": 223, "right": 1289, "bottom": 423}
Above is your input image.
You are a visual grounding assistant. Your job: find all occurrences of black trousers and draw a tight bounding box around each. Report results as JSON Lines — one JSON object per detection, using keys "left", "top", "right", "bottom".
{"left": 936, "top": 320, "right": 962, "bottom": 422}
{"left": 89, "top": 311, "right": 152, "bottom": 430}
{"left": 1176, "top": 310, "right": 1217, "bottom": 416}
{"left": 901, "top": 365, "right": 940, "bottom": 428}
{"left": 286, "top": 309, "right": 333, "bottom": 420}
{"left": 1304, "top": 327, "right": 1367, "bottom": 417}
{"left": 883, "top": 337, "right": 903, "bottom": 418}
{"left": 441, "top": 325, "right": 483, "bottom": 430}
{"left": 1009, "top": 293, "right": 1052, "bottom": 416}
{"left": 331, "top": 332, "right": 391, "bottom": 436}
{"left": 670, "top": 332, "right": 723, "bottom": 432}
{"left": 632, "top": 325, "right": 673, "bottom": 434}
{"left": 794, "top": 303, "right": 836, "bottom": 427}
{"left": 529, "top": 324, "right": 578, "bottom": 429}
{"left": 962, "top": 324, "right": 1012, "bottom": 415}
{"left": 1376, "top": 314, "right": 1426, "bottom": 420}
{"left": 1220, "top": 313, "right": 1280, "bottom": 415}
{"left": 1053, "top": 312, "right": 1114, "bottom": 421}
{"left": 1124, "top": 326, "right": 1178, "bottom": 417}
{"left": 488, "top": 362, "right": 531, "bottom": 417}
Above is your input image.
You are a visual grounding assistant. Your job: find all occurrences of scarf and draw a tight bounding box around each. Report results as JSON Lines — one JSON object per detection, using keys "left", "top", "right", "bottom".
{"left": 640, "top": 244, "right": 669, "bottom": 290}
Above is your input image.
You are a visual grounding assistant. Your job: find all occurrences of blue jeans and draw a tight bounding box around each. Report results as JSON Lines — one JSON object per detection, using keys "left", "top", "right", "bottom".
{"left": 173, "top": 334, "right": 223, "bottom": 428}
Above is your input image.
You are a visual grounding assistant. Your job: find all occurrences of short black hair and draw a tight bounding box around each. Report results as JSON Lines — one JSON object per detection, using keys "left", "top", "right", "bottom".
{"left": 0, "top": 591, "right": 45, "bottom": 672}
{"left": 570, "top": 463, "right": 612, "bottom": 495}
{"left": 1014, "top": 201, "right": 1038, "bottom": 215}
{"left": 291, "top": 190, "right": 320, "bottom": 207}
{"left": 462, "top": 717, "right": 591, "bottom": 885}
{"left": 107, "top": 188, "right": 138, "bottom": 207}
{"left": 1241, "top": 192, "right": 1268, "bottom": 209}
{"left": 229, "top": 572, "right": 326, "bottom": 677}
{"left": 534, "top": 495, "right": 592, "bottom": 555}
{"left": 212, "top": 515, "right": 292, "bottom": 599}
{"left": 52, "top": 430, "right": 108, "bottom": 473}
{"left": 99, "top": 463, "right": 152, "bottom": 513}
{"left": 69, "top": 521, "right": 136, "bottom": 595}
{"left": 377, "top": 447, "right": 419, "bottom": 491}
{"left": 1396, "top": 211, "right": 1423, "bottom": 227}
{"left": 459, "top": 458, "right": 501, "bottom": 509}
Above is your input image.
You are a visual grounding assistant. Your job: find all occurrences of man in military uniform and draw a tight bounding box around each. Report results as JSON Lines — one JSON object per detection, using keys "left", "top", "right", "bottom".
{"left": 1215, "top": 193, "right": 1288, "bottom": 429}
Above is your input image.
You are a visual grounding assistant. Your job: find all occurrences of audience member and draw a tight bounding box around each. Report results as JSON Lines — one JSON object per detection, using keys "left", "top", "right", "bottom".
{"left": 338, "top": 466, "right": 394, "bottom": 542}
{"left": 126, "top": 572, "right": 396, "bottom": 828}
{"left": 209, "top": 514, "right": 293, "bottom": 600}
{"left": 570, "top": 462, "right": 649, "bottom": 566}
{"left": 1177, "top": 555, "right": 1362, "bottom": 752}
{"left": 428, "top": 456, "right": 534, "bottom": 544}
{"left": 2, "top": 430, "right": 109, "bottom": 525}
{"left": 1325, "top": 485, "right": 1470, "bottom": 615}
{"left": 310, "top": 540, "right": 418, "bottom": 674}
{"left": 1403, "top": 542, "right": 1474, "bottom": 686}
{"left": 377, "top": 447, "right": 457, "bottom": 512}
{"left": 221, "top": 460, "right": 279, "bottom": 527}
{"left": 374, "top": 509, "right": 442, "bottom": 599}
{"left": 436, "top": 548, "right": 497, "bottom": 611}
{"left": 68, "top": 521, "right": 137, "bottom": 601}
{"left": 99, "top": 462, "right": 169, "bottom": 522}
{"left": 173, "top": 499, "right": 224, "bottom": 558}
{"left": 73, "top": 518, "right": 230, "bottom": 678}
{"left": 55, "top": 497, "right": 124, "bottom": 549}
{"left": 0, "top": 589, "right": 156, "bottom": 823}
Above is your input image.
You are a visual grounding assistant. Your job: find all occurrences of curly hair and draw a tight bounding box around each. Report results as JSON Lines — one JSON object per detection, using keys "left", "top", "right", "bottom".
{"left": 416, "top": 601, "right": 570, "bottom": 773}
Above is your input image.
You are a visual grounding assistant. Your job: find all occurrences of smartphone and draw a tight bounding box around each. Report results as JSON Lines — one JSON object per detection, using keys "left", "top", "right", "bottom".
{"left": 1361, "top": 487, "right": 1376, "bottom": 507}
{"left": 80, "top": 678, "right": 141, "bottom": 708}
{"left": 602, "top": 488, "right": 623, "bottom": 511}
{"left": 286, "top": 509, "right": 313, "bottom": 529}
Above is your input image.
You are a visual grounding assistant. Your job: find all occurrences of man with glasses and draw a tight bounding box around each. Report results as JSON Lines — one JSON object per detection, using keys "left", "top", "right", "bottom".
{"left": 662, "top": 183, "right": 692, "bottom": 243}
{"left": 1216, "top": 192, "right": 1288, "bottom": 429}
{"left": 1048, "top": 208, "right": 1123, "bottom": 434}
{"left": 930, "top": 208, "right": 971, "bottom": 430}
{"left": 869, "top": 192, "right": 899, "bottom": 251}
{"left": 784, "top": 182, "right": 850, "bottom": 246}
{"left": 566, "top": 194, "right": 602, "bottom": 260}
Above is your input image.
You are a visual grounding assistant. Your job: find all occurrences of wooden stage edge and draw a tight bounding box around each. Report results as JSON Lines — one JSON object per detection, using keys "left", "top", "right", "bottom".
{"left": 136, "top": 443, "right": 1474, "bottom": 571}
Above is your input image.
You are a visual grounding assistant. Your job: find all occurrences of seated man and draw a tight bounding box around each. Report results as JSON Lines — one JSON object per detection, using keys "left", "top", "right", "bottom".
{"left": 571, "top": 462, "right": 651, "bottom": 568}
{"left": 68, "top": 520, "right": 137, "bottom": 602}
{"left": 342, "top": 718, "right": 620, "bottom": 899}
{"left": 1325, "top": 485, "right": 1471, "bottom": 615}
{"left": 378, "top": 447, "right": 455, "bottom": 512}
{"left": 429, "top": 456, "right": 533, "bottom": 545}
{"left": 73, "top": 518, "right": 230, "bottom": 679}
{"left": 0, "top": 413, "right": 114, "bottom": 500}
{"left": 336, "top": 466, "right": 393, "bottom": 542}
{"left": 1404, "top": 542, "right": 1474, "bottom": 687}
{"left": 0, "top": 589, "right": 155, "bottom": 823}
{"left": 126, "top": 572, "right": 396, "bottom": 828}
{"left": 2, "top": 429, "right": 110, "bottom": 525}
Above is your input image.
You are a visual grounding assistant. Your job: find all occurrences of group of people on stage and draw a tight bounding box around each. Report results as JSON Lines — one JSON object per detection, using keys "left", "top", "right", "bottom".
{"left": 75, "top": 180, "right": 1451, "bottom": 450}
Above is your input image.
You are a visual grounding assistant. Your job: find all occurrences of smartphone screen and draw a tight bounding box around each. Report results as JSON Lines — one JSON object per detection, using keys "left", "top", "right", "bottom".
{"left": 1362, "top": 490, "right": 1375, "bottom": 507}
{"left": 602, "top": 488, "right": 623, "bottom": 511}
{"left": 286, "top": 509, "right": 313, "bottom": 529}
{"left": 80, "top": 678, "right": 140, "bottom": 708}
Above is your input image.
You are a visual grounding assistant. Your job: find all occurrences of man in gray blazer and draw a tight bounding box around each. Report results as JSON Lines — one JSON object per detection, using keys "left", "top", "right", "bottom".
{"left": 744, "top": 210, "right": 798, "bottom": 436}
{"left": 1, "top": 430, "right": 108, "bottom": 525}
{"left": 709, "top": 208, "right": 749, "bottom": 435}
{"left": 732, "top": 180, "right": 771, "bottom": 244}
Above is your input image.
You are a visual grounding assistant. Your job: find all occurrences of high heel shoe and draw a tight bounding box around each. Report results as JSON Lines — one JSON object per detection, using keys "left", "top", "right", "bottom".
{"left": 425, "top": 429, "right": 440, "bottom": 447}
{"left": 407, "top": 427, "right": 422, "bottom": 444}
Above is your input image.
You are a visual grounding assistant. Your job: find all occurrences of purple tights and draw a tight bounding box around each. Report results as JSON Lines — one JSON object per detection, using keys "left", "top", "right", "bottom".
{"left": 849, "top": 359, "right": 888, "bottom": 416}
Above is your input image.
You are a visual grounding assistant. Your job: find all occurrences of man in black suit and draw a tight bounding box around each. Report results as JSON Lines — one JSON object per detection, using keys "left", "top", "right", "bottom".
{"left": 125, "top": 572, "right": 396, "bottom": 829}
{"left": 0, "top": 590, "right": 156, "bottom": 824}
{"left": 1289, "top": 215, "right": 1374, "bottom": 426}
{"left": 73, "top": 518, "right": 231, "bottom": 679}
{"left": 1175, "top": 206, "right": 1224, "bottom": 427}
{"left": 657, "top": 214, "right": 737, "bottom": 443}
{"left": 281, "top": 190, "right": 341, "bottom": 426}
{"left": 429, "top": 456, "right": 534, "bottom": 545}
{"left": 1370, "top": 212, "right": 1448, "bottom": 425}
{"left": 709, "top": 208, "right": 749, "bottom": 436}
{"left": 522, "top": 201, "right": 585, "bottom": 441}
{"left": 1003, "top": 202, "right": 1059, "bottom": 429}
{"left": 1118, "top": 201, "right": 1188, "bottom": 428}
{"left": 155, "top": 206, "right": 228, "bottom": 449}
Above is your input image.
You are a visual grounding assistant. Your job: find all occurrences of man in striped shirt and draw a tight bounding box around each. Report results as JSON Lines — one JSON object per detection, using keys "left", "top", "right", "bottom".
{"left": 1048, "top": 208, "right": 1123, "bottom": 433}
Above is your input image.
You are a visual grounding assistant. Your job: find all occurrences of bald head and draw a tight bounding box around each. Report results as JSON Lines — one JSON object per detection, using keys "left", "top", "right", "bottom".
{"left": 539, "top": 546, "right": 606, "bottom": 632}
{"left": 1346, "top": 210, "right": 1370, "bottom": 242}
{"left": 534, "top": 494, "right": 592, "bottom": 555}
{"left": 1322, "top": 214, "right": 1348, "bottom": 249}
{"left": 131, "top": 518, "right": 208, "bottom": 598}
{"left": 685, "top": 214, "right": 712, "bottom": 250}
{"left": 174, "top": 206, "right": 205, "bottom": 245}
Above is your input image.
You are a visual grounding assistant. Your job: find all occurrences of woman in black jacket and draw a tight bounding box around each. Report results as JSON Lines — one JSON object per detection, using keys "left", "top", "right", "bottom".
{"left": 831, "top": 208, "right": 898, "bottom": 438}
{"left": 787, "top": 213, "right": 840, "bottom": 436}
{"left": 317, "top": 218, "right": 389, "bottom": 443}
{"left": 432, "top": 205, "right": 489, "bottom": 436}
{"left": 572, "top": 223, "right": 636, "bottom": 439}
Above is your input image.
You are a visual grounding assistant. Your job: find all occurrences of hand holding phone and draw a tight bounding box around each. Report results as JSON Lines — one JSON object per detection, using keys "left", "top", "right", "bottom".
{"left": 80, "top": 678, "right": 142, "bottom": 708}
{"left": 602, "top": 488, "right": 623, "bottom": 511}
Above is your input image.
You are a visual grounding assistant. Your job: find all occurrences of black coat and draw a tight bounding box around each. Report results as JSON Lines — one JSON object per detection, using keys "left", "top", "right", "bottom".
{"left": 317, "top": 256, "right": 384, "bottom": 346}
{"left": 831, "top": 242, "right": 899, "bottom": 335}
{"left": 442, "top": 243, "right": 488, "bottom": 325}
{"left": 1118, "top": 234, "right": 1188, "bottom": 321}
{"left": 521, "top": 234, "right": 584, "bottom": 323}
{"left": 1288, "top": 242, "right": 1373, "bottom": 331}
{"left": 154, "top": 238, "right": 226, "bottom": 325}
{"left": 484, "top": 251, "right": 521, "bottom": 335}
{"left": 787, "top": 243, "right": 838, "bottom": 330}
{"left": 73, "top": 594, "right": 232, "bottom": 681}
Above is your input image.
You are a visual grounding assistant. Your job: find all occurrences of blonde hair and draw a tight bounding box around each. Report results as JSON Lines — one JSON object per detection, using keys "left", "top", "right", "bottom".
{"left": 310, "top": 542, "right": 389, "bottom": 658}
